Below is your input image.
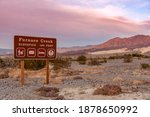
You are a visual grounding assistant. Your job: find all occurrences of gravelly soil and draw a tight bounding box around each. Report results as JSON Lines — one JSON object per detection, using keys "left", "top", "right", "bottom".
{"left": 0, "top": 58, "right": 150, "bottom": 100}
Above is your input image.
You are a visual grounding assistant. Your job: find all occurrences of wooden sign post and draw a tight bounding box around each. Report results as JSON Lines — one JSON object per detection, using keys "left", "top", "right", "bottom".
{"left": 14, "top": 35, "right": 56, "bottom": 87}
{"left": 46, "top": 60, "right": 49, "bottom": 84}
{"left": 20, "top": 60, "right": 24, "bottom": 87}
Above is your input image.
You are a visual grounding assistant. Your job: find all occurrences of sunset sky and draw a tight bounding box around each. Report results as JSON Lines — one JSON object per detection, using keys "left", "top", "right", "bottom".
{"left": 0, "top": 0, "right": 150, "bottom": 49}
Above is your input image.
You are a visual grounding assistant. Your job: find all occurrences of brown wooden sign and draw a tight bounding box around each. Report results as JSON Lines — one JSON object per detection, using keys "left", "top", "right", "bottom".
{"left": 14, "top": 35, "right": 56, "bottom": 59}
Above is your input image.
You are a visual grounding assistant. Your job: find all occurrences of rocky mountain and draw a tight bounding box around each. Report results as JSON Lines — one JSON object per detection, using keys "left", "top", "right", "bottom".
{"left": 95, "top": 35, "right": 150, "bottom": 50}
{"left": 0, "top": 35, "right": 150, "bottom": 56}
{"left": 62, "top": 35, "right": 150, "bottom": 55}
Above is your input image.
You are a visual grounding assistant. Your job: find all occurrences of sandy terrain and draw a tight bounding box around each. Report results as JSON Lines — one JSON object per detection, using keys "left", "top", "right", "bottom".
{"left": 0, "top": 57, "right": 150, "bottom": 100}
{"left": 88, "top": 48, "right": 129, "bottom": 55}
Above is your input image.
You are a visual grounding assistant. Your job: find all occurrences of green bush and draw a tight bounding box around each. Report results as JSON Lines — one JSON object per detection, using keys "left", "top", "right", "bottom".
{"left": 76, "top": 55, "right": 87, "bottom": 65}
{"left": 141, "top": 63, "right": 150, "bottom": 69}
{"left": 50, "top": 58, "right": 71, "bottom": 71}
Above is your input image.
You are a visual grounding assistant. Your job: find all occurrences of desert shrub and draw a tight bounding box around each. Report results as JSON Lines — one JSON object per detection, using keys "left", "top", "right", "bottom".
{"left": 73, "top": 76, "right": 83, "bottom": 80}
{"left": 50, "top": 58, "right": 71, "bottom": 71}
{"left": 99, "top": 58, "right": 107, "bottom": 63}
{"left": 141, "top": 63, "right": 150, "bottom": 69}
{"left": 123, "top": 54, "right": 133, "bottom": 63}
{"left": 76, "top": 55, "right": 87, "bottom": 65}
{"left": 132, "top": 53, "right": 149, "bottom": 58}
{"left": 24, "top": 60, "right": 46, "bottom": 70}
{"left": 0, "top": 58, "right": 5, "bottom": 68}
{"left": 108, "top": 53, "right": 149, "bottom": 60}
{"left": 93, "top": 84, "right": 122, "bottom": 96}
{"left": 0, "top": 57, "right": 20, "bottom": 68}
{"left": 88, "top": 58, "right": 101, "bottom": 65}
{"left": 132, "top": 53, "right": 142, "bottom": 57}
{"left": 108, "top": 55, "right": 123, "bottom": 59}
{"left": 108, "top": 56, "right": 116, "bottom": 59}
{"left": 36, "top": 87, "right": 59, "bottom": 97}
{"left": 0, "top": 58, "right": 3, "bottom": 63}
{"left": 0, "top": 69, "right": 9, "bottom": 79}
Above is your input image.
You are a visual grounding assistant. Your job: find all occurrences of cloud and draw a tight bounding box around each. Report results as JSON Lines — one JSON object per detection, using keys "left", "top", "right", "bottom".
{"left": 0, "top": 0, "right": 149, "bottom": 48}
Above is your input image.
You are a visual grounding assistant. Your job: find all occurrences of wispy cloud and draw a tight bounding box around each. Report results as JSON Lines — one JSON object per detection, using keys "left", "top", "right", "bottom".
{"left": 0, "top": 0, "right": 150, "bottom": 48}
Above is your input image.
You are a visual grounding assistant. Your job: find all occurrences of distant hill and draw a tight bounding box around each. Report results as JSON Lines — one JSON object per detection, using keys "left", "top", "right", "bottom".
{"left": 0, "top": 48, "right": 13, "bottom": 55}
{"left": 62, "top": 35, "right": 150, "bottom": 55}
{"left": 95, "top": 35, "right": 150, "bottom": 50}
{"left": 0, "top": 35, "right": 150, "bottom": 56}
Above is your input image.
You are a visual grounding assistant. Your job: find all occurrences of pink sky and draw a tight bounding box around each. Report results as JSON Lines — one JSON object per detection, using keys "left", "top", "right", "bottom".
{"left": 0, "top": 0, "right": 150, "bottom": 48}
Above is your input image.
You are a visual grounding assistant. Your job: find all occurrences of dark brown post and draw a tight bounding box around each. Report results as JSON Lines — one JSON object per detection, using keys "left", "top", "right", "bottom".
{"left": 20, "top": 60, "right": 24, "bottom": 87}
{"left": 46, "top": 60, "right": 49, "bottom": 84}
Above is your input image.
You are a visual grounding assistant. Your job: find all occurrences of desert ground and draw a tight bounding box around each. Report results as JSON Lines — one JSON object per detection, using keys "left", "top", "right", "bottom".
{"left": 0, "top": 55, "right": 150, "bottom": 100}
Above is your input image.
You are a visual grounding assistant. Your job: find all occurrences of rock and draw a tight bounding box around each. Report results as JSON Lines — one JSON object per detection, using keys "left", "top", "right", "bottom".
{"left": 93, "top": 84, "right": 122, "bottom": 96}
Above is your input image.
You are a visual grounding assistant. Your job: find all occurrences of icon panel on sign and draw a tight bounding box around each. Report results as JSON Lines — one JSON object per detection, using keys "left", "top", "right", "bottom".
{"left": 38, "top": 48, "right": 46, "bottom": 57}
{"left": 27, "top": 48, "right": 36, "bottom": 57}
{"left": 16, "top": 47, "right": 25, "bottom": 57}
{"left": 47, "top": 49, "right": 55, "bottom": 57}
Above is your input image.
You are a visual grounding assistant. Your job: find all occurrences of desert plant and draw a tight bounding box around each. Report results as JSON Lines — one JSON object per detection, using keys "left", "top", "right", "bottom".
{"left": 132, "top": 53, "right": 143, "bottom": 57}
{"left": 123, "top": 54, "right": 133, "bottom": 63}
{"left": 50, "top": 58, "right": 71, "bottom": 71}
{"left": 93, "top": 84, "right": 122, "bottom": 96}
{"left": 141, "top": 63, "right": 150, "bottom": 69}
{"left": 99, "top": 58, "right": 107, "bottom": 63}
{"left": 73, "top": 76, "right": 83, "bottom": 80}
{"left": 0, "top": 58, "right": 5, "bottom": 68}
{"left": 76, "top": 55, "right": 87, "bottom": 65}
{"left": 108, "top": 55, "right": 123, "bottom": 59}
{"left": 0, "top": 57, "right": 20, "bottom": 68}
{"left": 24, "top": 60, "right": 46, "bottom": 70}
{"left": 88, "top": 58, "right": 101, "bottom": 65}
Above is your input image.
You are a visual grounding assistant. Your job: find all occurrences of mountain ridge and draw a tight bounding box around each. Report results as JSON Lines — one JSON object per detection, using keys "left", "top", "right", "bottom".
{"left": 0, "top": 35, "right": 150, "bottom": 55}
{"left": 95, "top": 35, "right": 150, "bottom": 50}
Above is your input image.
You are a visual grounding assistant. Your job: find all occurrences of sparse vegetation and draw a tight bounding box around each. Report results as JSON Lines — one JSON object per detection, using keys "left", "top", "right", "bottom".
{"left": 73, "top": 76, "right": 83, "bottom": 80}
{"left": 0, "top": 57, "right": 19, "bottom": 68}
{"left": 132, "top": 53, "right": 143, "bottom": 57}
{"left": 100, "top": 58, "right": 107, "bottom": 63}
{"left": 123, "top": 54, "right": 133, "bottom": 63}
{"left": 0, "top": 69, "right": 9, "bottom": 79}
{"left": 141, "top": 63, "right": 150, "bottom": 69}
{"left": 88, "top": 58, "right": 101, "bottom": 65}
{"left": 36, "top": 87, "right": 58, "bottom": 97}
{"left": 108, "top": 53, "right": 149, "bottom": 60}
{"left": 0, "top": 58, "right": 5, "bottom": 68}
{"left": 24, "top": 60, "right": 46, "bottom": 70}
{"left": 76, "top": 55, "right": 87, "bottom": 65}
{"left": 93, "top": 84, "right": 122, "bottom": 96}
{"left": 50, "top": 58, "right": 71, "bottom": 71}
